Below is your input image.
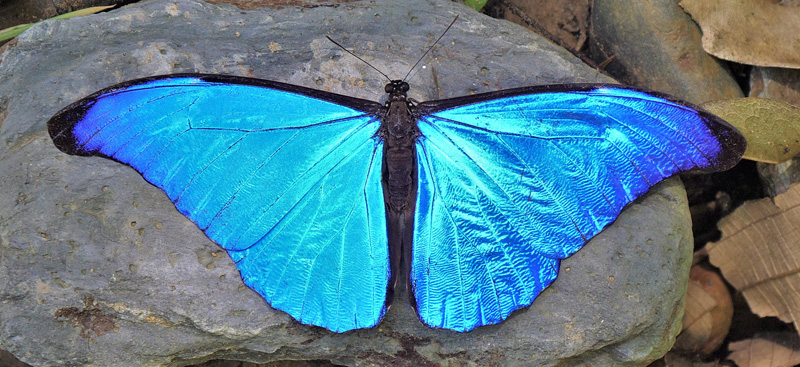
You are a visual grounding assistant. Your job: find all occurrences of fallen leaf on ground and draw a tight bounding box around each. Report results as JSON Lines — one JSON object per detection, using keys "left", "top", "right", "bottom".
{"left": 707, "top": 183, "right": 800, "bottom": 335}
{"left": 728, "top": 332, "right": 800, "bottom": 367}
{"left": 679, "top": 0, "right": 800, "bottom": 69}
{"left": 674, "top": 265, "right": 733, "bottom": 355}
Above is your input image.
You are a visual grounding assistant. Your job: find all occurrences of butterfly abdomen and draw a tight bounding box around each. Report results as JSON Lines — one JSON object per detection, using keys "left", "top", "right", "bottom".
{"left": 382, "top": 141, "right": 417, "bottom": 211}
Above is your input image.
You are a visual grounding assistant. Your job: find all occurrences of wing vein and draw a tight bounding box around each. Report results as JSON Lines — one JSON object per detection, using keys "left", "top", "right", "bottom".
{"left": 473, "top": 187, "right": 533, "bottom": 302}
{"left": 543, "top": 138, "right": 617, "bottom": 214}
{"left": 420, "top": 117, "right": 538, "bottom": 242}
{"left": 80, "top": 89, "right": 195, "bottom": 150}
{"left": 205, "top": 128, "right": 304, "bottom": 231}
{"left": 298, "top": 142, "right": 375, "bottom": 321}
{"left": 596, "top": 109, "right": 681, "bottom": 171}
{"left": 361, "top": 141, "right": 382, "bottom": 322}
{"left": 602, "top": 98, "right": 713, "bottom": 163}
{"left": 176, "top": 133, "right": 249, "bottom": 202}
{"left": 422, "top": 128, "right": 506, "bottom": 324}
{"left": 243, "top": 123, "right": 378, "bottom": 256}
{"left": 432, "top": 117, "right": 589, "bottom": 246}
{"left": 216, "top": 116, "right": 378, "bottom": 247}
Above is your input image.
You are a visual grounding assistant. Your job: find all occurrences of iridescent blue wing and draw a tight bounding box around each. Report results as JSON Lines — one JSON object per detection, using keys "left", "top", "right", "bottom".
{"left": 47, "top": 74, "right": 389, "bottom": 332}
{"left": 411, "top": 84, "right": 745, "bottom": 332}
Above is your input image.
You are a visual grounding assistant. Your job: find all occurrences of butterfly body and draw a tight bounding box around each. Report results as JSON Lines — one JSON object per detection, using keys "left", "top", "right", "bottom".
{"left": 378, "top": 79, "right": 420, "bottom": 311}
{"left": 47, "top": 73, "right": 745, "bottom": 333}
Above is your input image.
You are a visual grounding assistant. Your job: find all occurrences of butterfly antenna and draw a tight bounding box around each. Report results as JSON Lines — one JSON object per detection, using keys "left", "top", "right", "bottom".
{"left": 402, "top": 14, "right": 459, "bottom": 83}
{"left": 326, "top": 35, "right": 392, "bottom": 82}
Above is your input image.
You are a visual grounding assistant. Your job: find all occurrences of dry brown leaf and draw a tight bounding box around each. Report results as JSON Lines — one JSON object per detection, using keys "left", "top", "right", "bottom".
{"left": 728, "top": 332, "right": 800, "bottom": 367}
{"left": 707, "top": 183, "right": 800, "bottom": 334}
{"left": 679, "top": 0, "right": 800, "bottom": 69}
{"left": 674, "top": 266, "right": 733, "bottom": 355}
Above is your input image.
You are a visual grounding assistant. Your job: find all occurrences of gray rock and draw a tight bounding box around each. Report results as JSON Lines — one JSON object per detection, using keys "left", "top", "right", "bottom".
{"left": 0, "top": 0, "right": 692, "bottom": 365}
{"left": 750, "top": 67, "right": 800, "bottom": 107}
{"left": 589, "top": 0, "right": 743, "bottom": 105}
{"left": 757, "top": 159, "right": 800, "bottom": 197}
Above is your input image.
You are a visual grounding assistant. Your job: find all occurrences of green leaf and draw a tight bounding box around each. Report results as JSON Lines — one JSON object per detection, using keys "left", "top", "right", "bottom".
{"left": 0, "top": 23, "right": 32, "bottom": 42}
{"left": 464, "top": 0, "right": 488, "bottom": 11}
{"left": 0, "top": 5, "right": 115, "bottom": 42}
{"left": 702, "top": 97, "right": 800, "bottom": 164}
{"left": 52, "top": 5, "right": 116, "bottom": 20}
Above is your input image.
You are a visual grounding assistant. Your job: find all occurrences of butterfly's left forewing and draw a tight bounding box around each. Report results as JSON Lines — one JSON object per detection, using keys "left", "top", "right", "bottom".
{"left": 411, "top": 85, "right": 745, "bottom": 331}
{"left": 48, "top": 74, "right": 390, "bottom": 332}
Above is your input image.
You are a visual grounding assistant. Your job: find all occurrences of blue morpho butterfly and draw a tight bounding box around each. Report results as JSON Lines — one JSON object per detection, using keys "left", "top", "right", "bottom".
{"left": 46, "top": 42, "right": 746, "bottom": 333}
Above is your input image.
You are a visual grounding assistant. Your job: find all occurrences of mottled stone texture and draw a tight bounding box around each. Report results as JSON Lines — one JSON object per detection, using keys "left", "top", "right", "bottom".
{"left": 589, "top": 0, "right": 743, "bottom": 105}
{"left": 0, "top": 0, "right": 692, "bottom": 365}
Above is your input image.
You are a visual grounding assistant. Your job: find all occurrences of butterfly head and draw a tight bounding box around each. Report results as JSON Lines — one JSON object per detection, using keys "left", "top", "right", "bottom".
{"left": 385, "top": 80, "right": 410, "bottom": 99}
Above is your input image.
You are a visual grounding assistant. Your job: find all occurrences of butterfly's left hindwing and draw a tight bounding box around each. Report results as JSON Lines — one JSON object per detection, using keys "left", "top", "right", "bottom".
{"left": 411, "top": 85, "right": 746, "bottom": 331}
{"left": 47, "top": 74, "right": 389, "bottom": 332}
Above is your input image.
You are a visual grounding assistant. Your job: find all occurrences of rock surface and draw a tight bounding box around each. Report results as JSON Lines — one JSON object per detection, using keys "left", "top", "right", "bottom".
{"left": 750, "top": 67, "right": 800, "bottom": 108}
{"left": 588, "top": 0, "right": 742, "bottom": 105}
{"left": 0, "top": 0, "right": 693, "bottom": 366}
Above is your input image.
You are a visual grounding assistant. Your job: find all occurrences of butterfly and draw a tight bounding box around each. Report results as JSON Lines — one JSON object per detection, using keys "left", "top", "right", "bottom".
{"left": 46, "top": 72, "right": 746, "bottom": 333}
